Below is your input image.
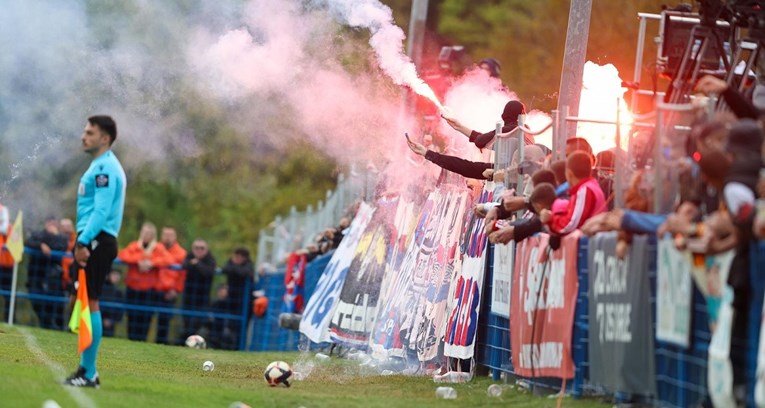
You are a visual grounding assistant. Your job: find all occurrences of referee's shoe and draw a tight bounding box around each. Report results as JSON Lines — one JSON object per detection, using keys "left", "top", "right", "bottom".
{"left": 62, "top": 366, "right": 100, "bottom": 388}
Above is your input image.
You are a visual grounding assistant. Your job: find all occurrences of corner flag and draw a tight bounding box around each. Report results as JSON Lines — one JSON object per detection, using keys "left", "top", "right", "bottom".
{"left": 6, "top": 211, "right": 23, "bottom": 263}
{"left": 68, "top": 268, "right": 93, "bottom": 354}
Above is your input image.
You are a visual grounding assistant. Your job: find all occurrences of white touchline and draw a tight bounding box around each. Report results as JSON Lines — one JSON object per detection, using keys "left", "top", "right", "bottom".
{"left": 18, "top": 327, "right": 98, "bottom": 408}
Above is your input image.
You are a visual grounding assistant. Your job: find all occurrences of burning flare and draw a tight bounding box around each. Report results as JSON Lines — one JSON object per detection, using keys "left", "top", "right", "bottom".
{"left": 576, "top": 61, "right": 633, "bottom": 153}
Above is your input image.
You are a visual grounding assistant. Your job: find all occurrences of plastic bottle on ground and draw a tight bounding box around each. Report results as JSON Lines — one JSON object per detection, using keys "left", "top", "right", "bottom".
{"left": 487, "top": 383, "right": 502, "bottom": 397}
{"left": 315, "top": 352, "right": 330, "bottom": 361}
{"left": 435, "top": 386, "right": 457, "bottom": 399}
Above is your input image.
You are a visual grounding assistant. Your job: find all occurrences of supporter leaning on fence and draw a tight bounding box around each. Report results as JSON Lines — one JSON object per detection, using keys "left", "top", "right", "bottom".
{"left": 118, "top": 222, "right": 174, "bottom": 342}
{"left": 59, "top": 218, "right": 76, "bottom": 308}
{"left": 100, "top": 269, "right": 124, "bottom": 337}
{"left": 221, "top": 247, "right": 254, "bottom": 350}
{"left": 539, "top": 151, "right": 606, "bottom": 235}
{"left": 155, "top": 226, "right": 187, "bottom": 345}
{"left": 181, "top": 239, "right": 216, "bottom": 342}
{"left": 25, "top": 217, "right": 69, "bottom": 330}
{"left": 442, "top": 100, "right": 531, "bottom": 148}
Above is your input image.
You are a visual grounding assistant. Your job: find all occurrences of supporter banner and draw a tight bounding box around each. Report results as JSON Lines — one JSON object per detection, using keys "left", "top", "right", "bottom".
{"left": 510, "top": 232, "right": 579, "bottom": 379}
{"left": 708, "top": 286, "right": 736, "bottom": 408}
{"left": 690, "top": 251, "right": 734, "bottom": 331}
{"left": 300, "top": 202, "right": 374, "bottom": 344}
{"left": 656, "top": 237, "right": 693, "bottom": 347}
{"left": 688, "top": 250, "right": 735, "bottom": 406}
{"left": 282, "top": 252, "right": 307, "bottom": 314}
{"left": 411, "top": 189, "right": 469, "bottom": 361}
{"left": 368, "top": 198, "right": 420, "bottom": 359}
{"left": 369, "top": 187, "right": 468, "bottom": 360}
{"left": 491, "top": 241, "right": 514, "bottom": 318}
{"left": 329, "top": 197, "right": 399, "bottom": 348}
{"left": 587, "top": 233, "right": 656, "bottom": 395}
{"left": 443, "top": 188, "right": 492, "bottom": 359}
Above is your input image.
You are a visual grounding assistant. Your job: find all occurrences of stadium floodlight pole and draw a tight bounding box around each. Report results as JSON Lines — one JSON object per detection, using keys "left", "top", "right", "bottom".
{"left": 406, "top": 0, "right": 429, "bottom": 70}
{"left": 631, "top": 15, "right": 647, "bottom": 112}
{"left": 397, "top": 0, "right": 429, "bottom": 132}
{"left": 559, "top": 105, "right": 570, "bottom": 160}
{"left": 551, "top": 110, "right": 560, "bottom": 159}
{"left": 654, "top": 104, "right": 664, "bottom": 215}
{"left": 555, "top": 0, "right": 593, "bottom": 140}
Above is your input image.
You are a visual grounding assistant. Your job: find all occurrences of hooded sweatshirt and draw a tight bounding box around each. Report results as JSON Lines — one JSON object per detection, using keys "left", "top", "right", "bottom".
{"left": 469, "top": 100, "right": 532, "bottom": 148}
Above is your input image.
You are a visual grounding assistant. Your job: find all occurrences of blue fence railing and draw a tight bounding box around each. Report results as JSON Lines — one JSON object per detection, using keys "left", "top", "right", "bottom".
{"left": 474, "top": 239, "right": 765, "bottom": 408}
{"left": 5, "top": 239, "right": 765, "bottom": 407}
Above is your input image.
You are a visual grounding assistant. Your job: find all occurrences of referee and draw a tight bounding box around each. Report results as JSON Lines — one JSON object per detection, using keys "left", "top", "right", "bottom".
{"left": 63, "top": 116, "right": 126, "bottom": 388}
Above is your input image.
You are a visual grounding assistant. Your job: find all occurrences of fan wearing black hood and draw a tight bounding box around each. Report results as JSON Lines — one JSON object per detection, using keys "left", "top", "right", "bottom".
{"left": 442, "top": 100, "right": 532, "bottom": 149}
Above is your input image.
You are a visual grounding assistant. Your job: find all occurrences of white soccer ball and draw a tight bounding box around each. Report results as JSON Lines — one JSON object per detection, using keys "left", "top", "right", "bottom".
{"left": 185, "top": 334, "right": 207, "bottom": 349}
{"left": 264, "top": 361, "right": 292, "bottom": 387}
{"left": 203, "top": 360, "right": 215, "bottom": 372}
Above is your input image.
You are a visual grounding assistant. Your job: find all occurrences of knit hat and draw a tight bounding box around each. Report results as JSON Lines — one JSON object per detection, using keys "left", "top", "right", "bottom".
{"left": 502, "top": 100, "right": 526, "bottom": 124}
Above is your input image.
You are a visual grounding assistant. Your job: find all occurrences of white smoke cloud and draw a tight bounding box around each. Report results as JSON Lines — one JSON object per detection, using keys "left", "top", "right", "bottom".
{"left": 0, "top": 0, "right": 530, "bottom": 225}
{"left": 311, "top": 0, "right": 443, "bottom": 109}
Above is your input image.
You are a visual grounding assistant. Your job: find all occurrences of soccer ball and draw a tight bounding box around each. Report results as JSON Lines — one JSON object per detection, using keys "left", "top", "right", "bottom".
{"left": 264, "top": 361, "right": 292, "bottom": 387}
{"left": 185, "top": 334, "right": 207, "bottom": 349}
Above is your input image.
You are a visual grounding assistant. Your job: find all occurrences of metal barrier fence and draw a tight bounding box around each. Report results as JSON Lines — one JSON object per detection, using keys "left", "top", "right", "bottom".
{"left": 1, "top": 247, "right": 253, "bottom": 351}
{"left": 476, "top": 239, "right": 765, "bottom": 408}
{"left": 256, "top": 170, "right": 375, "bottom": 271}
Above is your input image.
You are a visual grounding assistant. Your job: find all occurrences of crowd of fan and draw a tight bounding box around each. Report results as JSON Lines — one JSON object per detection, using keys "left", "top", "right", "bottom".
{"left": 406, "top": 72, "right": 764, "bottom": 403}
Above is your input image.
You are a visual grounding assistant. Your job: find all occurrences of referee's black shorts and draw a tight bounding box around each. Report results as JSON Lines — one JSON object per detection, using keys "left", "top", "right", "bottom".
{"left": 73, "top": 232, "right": 118, "bottom": 300}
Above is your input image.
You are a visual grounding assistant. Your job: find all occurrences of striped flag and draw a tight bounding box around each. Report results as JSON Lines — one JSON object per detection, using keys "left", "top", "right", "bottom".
{"left": 5, "top": 210, "right": 23, "bottom": 263}
{"left": 68, "top": 268, "right": 93, "bottom": 353}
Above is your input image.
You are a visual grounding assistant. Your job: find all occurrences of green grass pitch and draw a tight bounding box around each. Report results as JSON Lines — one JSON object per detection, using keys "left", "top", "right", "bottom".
{"left": 0, "top": 324, "right": 607, "bottom": 407}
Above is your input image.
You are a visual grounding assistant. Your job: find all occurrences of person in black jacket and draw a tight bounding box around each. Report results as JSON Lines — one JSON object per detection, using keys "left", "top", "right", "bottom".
{"left": 442, "top": 100, "right": 531, "bottom": 149}
{"left": 695, "top": 75, "right": 761, "bottom": 119}
{"left": 100, "top": 269, "right": 125, "bottom": 337}
{"left": 26, "top": 217, "right": 68, "bottom": 330}
{"left": 180, "top": 239, "right": 216, "bottom": 340}
{"left": 221, "top": 247, "right": 254, "bottom": 316}
{"left": 407, "top": 138, "right": 493, "bottom": 180}
{"left": 221, "top": 247, "right": 254, "bottom": 349}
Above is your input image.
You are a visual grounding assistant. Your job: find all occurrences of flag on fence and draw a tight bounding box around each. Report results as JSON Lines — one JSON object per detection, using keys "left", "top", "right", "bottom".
{"left": 68, "top": 268, "right": 93, "bottom": 353}
{"left": 6, "top": 210, "right": 23, "bottom": 263}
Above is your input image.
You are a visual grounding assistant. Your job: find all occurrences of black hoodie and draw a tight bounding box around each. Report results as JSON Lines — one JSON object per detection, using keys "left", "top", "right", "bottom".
{"left": 469, "top": 100, "right": 532, "bottom": 148}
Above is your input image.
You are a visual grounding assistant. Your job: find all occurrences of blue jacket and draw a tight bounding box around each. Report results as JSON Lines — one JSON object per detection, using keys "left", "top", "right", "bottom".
{"left": 76, "top": 150, "right": 126, "bottom": 245}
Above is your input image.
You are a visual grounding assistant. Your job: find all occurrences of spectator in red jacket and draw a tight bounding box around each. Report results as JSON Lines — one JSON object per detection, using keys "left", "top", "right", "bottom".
{"left": 118, "top": 222, "right": 173, "bottom": 342}
{"left": 154, "top": 226, "right": 187, "bottom": 345}
{"left": 540, "top": 151, "right": 606, "bottom": 235}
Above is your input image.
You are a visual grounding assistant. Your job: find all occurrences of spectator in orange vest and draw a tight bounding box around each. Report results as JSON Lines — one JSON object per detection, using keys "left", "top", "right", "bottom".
{"left": 60, "top": 218, "right": 76, "bottom": 298}
{"left": 117, "top": 222, "right": 173, "bottom": 342}
{"left": 154, "top": 226, "right": 187, "bottom": 345}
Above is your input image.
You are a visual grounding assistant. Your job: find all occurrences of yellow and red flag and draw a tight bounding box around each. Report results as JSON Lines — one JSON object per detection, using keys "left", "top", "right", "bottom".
{"left": 68, "top": 268, "right": 92, "bottom": 353}
{"left": 5, "top": 210, "right": 23, "bottom": 263}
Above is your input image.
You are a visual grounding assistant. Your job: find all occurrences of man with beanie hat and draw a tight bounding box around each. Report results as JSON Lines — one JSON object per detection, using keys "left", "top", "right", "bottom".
{"left": 442, "top": 100, "right": 532, "bottom": 149}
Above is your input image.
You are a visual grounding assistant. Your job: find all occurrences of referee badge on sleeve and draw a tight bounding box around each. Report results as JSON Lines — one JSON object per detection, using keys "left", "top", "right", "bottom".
{"left": 95, "top": 174, "right": 109, "bottom": 188}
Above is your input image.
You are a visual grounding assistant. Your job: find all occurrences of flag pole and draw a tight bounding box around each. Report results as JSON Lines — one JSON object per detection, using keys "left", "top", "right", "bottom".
{"left": 8, "top": 261, "right": 18, "bottom": 325}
